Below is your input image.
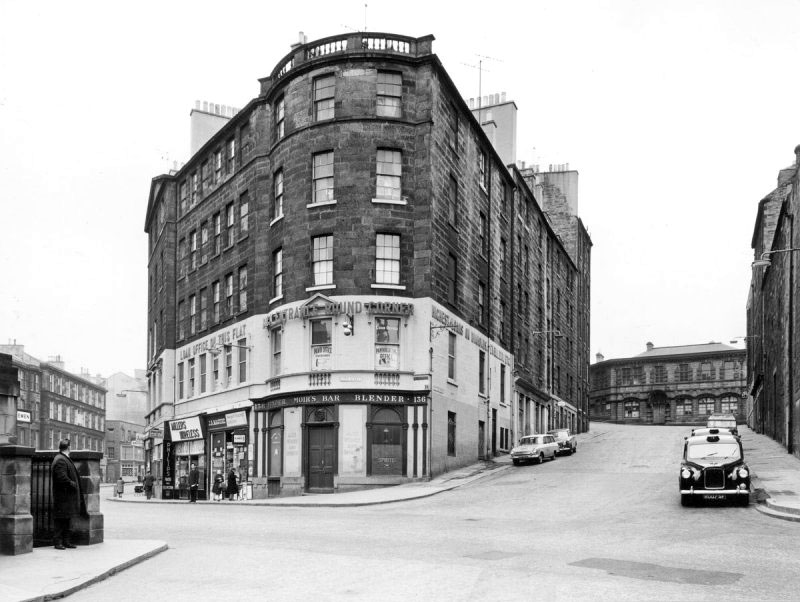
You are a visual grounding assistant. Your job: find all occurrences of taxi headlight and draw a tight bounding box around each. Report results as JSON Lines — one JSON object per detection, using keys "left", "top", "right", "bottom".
{"left": 737, "top": 467, "right": 749, "bottom": 479}
{"left": 680, "top": 467, "right": 692, "bottom": 479}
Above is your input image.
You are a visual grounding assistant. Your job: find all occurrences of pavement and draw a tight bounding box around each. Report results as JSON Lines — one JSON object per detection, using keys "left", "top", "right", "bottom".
{"left": 3, "top": 424, "right": 800, "bottom": 601}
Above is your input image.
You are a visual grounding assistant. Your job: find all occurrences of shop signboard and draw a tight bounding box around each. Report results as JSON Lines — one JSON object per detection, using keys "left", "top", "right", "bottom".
{"left": 253, "top": 391, "right": 429, "bottom": 412}
{"left": 16, "top": 410, "right": 31, "bottom": 423}
{"left": 233, "top": 434, "right": 246, "bottom": 444}
{"left": 225, "top": 411, "right": 247, "bottom": 427}
{"left": 168, "top": 416, "right": 203, "bottom": 441}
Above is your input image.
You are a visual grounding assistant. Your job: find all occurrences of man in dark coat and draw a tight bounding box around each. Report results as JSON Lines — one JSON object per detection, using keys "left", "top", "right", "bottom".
{"left": 51, "top": 439, "right": 81, "bottom": 549}
{"left": 143, "top": 471, "right": 155, "bottom": 500}
{"left": 188, "top": 463, "right": 199, "bottom": 502}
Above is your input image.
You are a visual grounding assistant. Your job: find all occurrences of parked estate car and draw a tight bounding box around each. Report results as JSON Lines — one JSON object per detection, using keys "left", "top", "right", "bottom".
{"left": 510, "top": 434, "right": 559, "bottom": 465}
{"left": 547, "top": 428, "right": 577, "bottom": 455}
{"left": 706, "top": 414, "right": 738, "bottom": 437}
{"left": 679, "top": 432, "right": 750, "bottom": 506}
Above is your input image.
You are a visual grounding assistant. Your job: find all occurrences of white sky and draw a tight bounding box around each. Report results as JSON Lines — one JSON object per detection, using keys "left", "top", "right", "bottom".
{"left": 1, "top": 0, "right": 798, "bottom": 376}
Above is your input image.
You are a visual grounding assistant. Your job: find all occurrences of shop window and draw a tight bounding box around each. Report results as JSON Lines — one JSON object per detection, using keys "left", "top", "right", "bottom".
{"left": 268, "top": 411, "right": 283, "bottom": 476}
{"left": 375, "top": 317, "right": 400, "bottom": 370}
{"left": 311, "top": 318, "right": 332, "bottom": 371}
{"left": 369, "top": 407, "right": 404, "bottom": 475}
{"left": 447, "top": 411, "right": 456, "bottom": 456}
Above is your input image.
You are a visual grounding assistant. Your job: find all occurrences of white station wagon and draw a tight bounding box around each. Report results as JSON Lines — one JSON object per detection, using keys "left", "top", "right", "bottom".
{"left": 510, "top": 434, "right": 559, "bottom": 466}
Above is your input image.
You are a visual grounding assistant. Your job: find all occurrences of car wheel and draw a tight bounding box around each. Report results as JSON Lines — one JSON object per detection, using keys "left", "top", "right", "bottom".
{"left": 573, "top": 445, "right": 577, "bottom": 454}
{"left": 537, "top": 452, "right": 544, "bottom": 464}
{"left": 551, "top": 451, "right": 557, "bottom": 461}
{"left": 512, "top": 459, "right": 520, "bottom": 466}
{"left": 680, "top": 494, "right": 692, "bottom": 507}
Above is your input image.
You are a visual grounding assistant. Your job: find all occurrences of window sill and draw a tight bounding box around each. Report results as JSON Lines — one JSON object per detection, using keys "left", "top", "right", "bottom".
{"left": 237, "top": 232, "right": 249, "bottom": 243}
{"left": 447, "top": 378, "right": 458, "bottom": 387}
{"left": 269, "top": 294, "right": 284, "bottom": 305}
{"left": 371, "top": 198, "right": 407, "bottom": 206}
{"left": 371, "top": 284, "right": 406, "bottom": 290}
{"left": 270, "top": 215, "right": 284, "bottom": 227}
{"left": 307, "top": 200, "right": 337, "bottom": 209}
{"left": 306, "top": 284, "right": 336, "bottom": 292}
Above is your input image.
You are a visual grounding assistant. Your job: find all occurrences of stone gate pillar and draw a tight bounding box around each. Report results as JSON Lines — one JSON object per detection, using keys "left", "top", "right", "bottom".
{"left": 0, "top": 445, "right": 34, "bottom": 555}
{"left": 71, "top": 450, "right": 104, "bottom": 545}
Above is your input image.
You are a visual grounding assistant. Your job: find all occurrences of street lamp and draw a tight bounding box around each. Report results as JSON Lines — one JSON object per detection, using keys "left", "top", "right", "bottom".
{"left": 752, "top": 248, "right": 800, "bottom": 267}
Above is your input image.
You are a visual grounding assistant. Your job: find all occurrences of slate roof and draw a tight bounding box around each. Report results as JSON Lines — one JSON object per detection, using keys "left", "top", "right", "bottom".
{"left": 634, "top": 342, "right": 738, "bottom": 358}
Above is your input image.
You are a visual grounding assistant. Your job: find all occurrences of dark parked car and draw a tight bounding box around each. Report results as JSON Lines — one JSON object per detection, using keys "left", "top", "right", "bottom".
{"left": 679, "top": 432, "right": 750, "bottom": 506}
{"left": 547, "top": 428, "right": 577, "bottom": 455}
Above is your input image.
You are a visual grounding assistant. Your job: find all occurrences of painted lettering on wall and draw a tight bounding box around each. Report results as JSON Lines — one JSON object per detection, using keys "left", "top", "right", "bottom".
{"left": 179, "top": 323, "right": 247, "bottom": 361}
{"left": 263, "top": 299, "right": 414, "bottom": 328}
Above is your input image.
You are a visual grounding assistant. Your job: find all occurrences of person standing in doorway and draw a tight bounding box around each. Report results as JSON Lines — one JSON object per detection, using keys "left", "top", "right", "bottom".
{"left": 51, "top": 439, "right": 82, "bottom": 550}
{"left": 115, "top": 477, "right": 125, "bottom": 498}
{"left": 188, "top": 463, "right": 199, "bottom": 503}
{"left": 226, "top": 467, "right": 238, "bottom": 501}
{"left": 143, "top": 471, "right": 155, "bottom": 500}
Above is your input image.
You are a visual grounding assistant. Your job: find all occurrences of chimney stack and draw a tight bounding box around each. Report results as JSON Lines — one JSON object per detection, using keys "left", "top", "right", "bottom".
{"left": 646, "top": 342, "right": 654, "bottom": 352}
{"left": 595, "top": 352, "right": 605, "bottom": 363}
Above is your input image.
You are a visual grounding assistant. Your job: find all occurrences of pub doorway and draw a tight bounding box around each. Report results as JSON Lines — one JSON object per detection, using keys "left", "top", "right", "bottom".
{"left": 305, "top": 406, "right": 336, "bottom": 493}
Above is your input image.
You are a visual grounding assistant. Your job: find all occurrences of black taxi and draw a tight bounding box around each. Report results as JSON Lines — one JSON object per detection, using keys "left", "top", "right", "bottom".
{"left": 679, "top": 431, "right": 750, "bottom": 506}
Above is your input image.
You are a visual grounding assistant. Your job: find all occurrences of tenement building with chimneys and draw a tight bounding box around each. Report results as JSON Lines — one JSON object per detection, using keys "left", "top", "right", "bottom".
{"left": 0, "top": 343, "right": 107, "bottom": 452}
{"left": 143, "top": 31, "right": 591, "bottom": 499}
{"left": 589, "top": 342, "right": 747, "bottom": 424}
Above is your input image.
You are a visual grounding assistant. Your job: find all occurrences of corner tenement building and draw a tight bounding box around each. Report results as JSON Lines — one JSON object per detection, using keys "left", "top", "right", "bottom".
{"left": 589, "top": 342, "right": 747, "bottom": 424}
{"left": 143, "top": 32, "right": 591, "bottom": 499}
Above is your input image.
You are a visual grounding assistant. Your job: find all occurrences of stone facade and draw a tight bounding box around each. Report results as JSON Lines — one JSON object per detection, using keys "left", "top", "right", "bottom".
{"left": 143, "top": 32, "right": 591, "bottom": 497}
{"left": 590, "top": 343, "right": 747, "bottom": 425}
{"left": 748, "top": 146, "right": 800, "bottom": 457}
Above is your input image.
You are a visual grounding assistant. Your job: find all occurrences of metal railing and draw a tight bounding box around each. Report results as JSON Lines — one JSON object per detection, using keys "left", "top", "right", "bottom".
{"left": 31, "top": 451, "right": 57, "bottom": 547}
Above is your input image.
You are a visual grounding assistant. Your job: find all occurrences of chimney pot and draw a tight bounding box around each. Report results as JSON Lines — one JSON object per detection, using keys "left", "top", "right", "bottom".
{"left": 646, "top": 342, "right": 654, "bottom": 351}
{"left": 595, "top": 352, "right": 605, "bottom": 363}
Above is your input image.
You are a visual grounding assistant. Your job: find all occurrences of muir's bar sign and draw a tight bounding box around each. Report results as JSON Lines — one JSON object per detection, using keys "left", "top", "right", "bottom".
{"left": 253, "top": 391, "right": 428, "bottom": 412}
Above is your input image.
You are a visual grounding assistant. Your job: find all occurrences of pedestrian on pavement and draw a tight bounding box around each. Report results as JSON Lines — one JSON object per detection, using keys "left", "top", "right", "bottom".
{"left": 188, "top": 463, "right": 199, "bottom": 503}
{"left": 212, "top": 471, "right": 224, "bottom": 501}
{"left": 226, "top": 467, "right": 239, "bottom": 501}
{"left": 115, "top": 477, "right": 125, "bottom": 498}
{"left": 143, "top": 471, "right": 155, "bottom": 500}
{"left": 51, "top": 439, "right": 83, "bottom": 550}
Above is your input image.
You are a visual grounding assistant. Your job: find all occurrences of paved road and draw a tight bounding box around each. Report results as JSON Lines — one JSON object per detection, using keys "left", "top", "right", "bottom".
{"left": 74, "top": 423, "right": 800, "bottom": 601}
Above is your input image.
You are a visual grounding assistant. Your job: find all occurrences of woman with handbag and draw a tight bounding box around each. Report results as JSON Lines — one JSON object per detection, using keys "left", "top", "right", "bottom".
{"left": 212, "top": 471, "right": 224, "bottom": 501}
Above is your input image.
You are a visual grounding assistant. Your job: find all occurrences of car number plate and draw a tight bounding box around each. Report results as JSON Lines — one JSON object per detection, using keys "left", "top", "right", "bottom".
{"left": 702, "top": 494, "right": 726, "bottom": 501}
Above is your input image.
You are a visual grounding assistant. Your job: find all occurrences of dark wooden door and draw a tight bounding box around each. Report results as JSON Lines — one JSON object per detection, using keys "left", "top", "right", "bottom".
{"left": 478, "top": 420, "right": 485, "bottom": 459}
{"left": 307, "top": 426, "right": 335, "bottom": 491}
